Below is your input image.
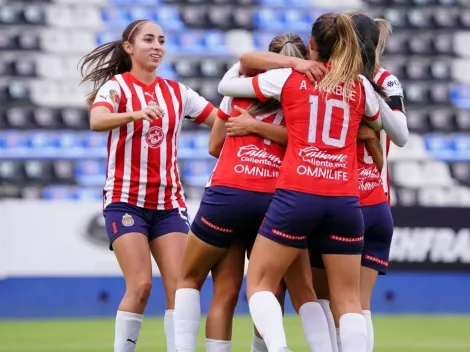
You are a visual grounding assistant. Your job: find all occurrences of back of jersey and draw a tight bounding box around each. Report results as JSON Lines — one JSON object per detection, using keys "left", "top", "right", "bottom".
{"left": 276, "top": 71, "right": 370, "bottom": 197}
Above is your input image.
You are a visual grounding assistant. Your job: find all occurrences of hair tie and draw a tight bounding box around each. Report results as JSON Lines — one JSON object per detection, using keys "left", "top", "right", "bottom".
{"left": 334, "top": 16, "right": 338, "bottom": 25}
{"left": 127, "top": 20, "right": 148, "bottom": 41}
{"left": 285, "top": 40, "right": 293, "bottom": 44}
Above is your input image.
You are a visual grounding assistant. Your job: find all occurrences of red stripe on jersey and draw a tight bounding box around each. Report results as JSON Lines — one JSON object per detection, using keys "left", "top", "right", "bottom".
{"left": 111, "top": 124, "right": 127, "bottom": 203}
{"left": 91, "top": 102, "right": 114, "bottom": 112}
{"left": 144, "top": 83, "right": 163, "bottom": 209}
{"left": 252, "top": 76, "right": 269, "bottom": 103}
{"left": 127, "top": 82, "right": 143, "bottom": 206}
{"left": 159, "top": 81, "right": 178, "bottom": 210}
{"left": 194, "top": 103, "right": 214, "bottom": 124}
{"left": 363, "top": 109, "right": 380, "bottom": 121}
{"left": 377, "top": 71, "right": 391, "bottom": 86}
{"left": 217, "top": 108, "right": 230, "bottom": 121}
{"left": 166, "top": 80, "right": 186, "bottom": 209}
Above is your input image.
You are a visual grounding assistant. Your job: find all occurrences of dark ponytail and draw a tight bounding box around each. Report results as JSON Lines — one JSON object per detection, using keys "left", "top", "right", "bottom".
{"left": 360, "top": 38, "right": 387, "bottom": 99}
{"left": 79, "top": 19, "right": 149, "bottom": 106}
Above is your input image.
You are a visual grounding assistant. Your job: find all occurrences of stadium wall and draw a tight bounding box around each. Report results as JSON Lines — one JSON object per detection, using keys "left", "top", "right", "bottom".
{"left": 0, "top": 200, "right": 469, "bottom": 319}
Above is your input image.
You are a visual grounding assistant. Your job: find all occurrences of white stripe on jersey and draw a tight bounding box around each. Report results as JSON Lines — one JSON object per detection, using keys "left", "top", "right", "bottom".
{"left": 104, "top": 129, "right": 120, "bottom": 207}
{"left": 134, "top": 85, "right": 150, "bottom": 208}
{"left": 164, "top": 80, "right": 182, "bottom": 209}
{"left": 155, "top": 82, "right": 169, "bottom": 208}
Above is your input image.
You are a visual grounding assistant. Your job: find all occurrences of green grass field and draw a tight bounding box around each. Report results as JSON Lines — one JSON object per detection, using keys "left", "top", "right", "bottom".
{"left": 1, "top": 315, "right": 469, "bottom": 351}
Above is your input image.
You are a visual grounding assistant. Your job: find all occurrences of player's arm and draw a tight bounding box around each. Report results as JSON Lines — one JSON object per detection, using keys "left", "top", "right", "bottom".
{"left": 208, "top": 97, "right": 232, "bottom": 158}
{"left": 239, "top": 52, "right": 326, "bottom": 83}
{"left": 359, "top": 75, "right": 382, "bottom": 131}
{"left": 358, "top": 124, "right": 384, "bottom": 172}
{"left": 378, "top": 75, "right": 408, "bottom": 147}
{"left": 218, "top": 64, "right": 290, "bottom": 102}
{"left": 89, "top": 81, "right": 163, "bottom": 132}
{"left": 181, "top": 84, "right": 216, "bottom": 127}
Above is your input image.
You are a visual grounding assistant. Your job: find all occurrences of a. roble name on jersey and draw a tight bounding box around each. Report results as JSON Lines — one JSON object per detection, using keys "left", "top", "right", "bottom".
{"left": 390, "top": 227, "right": 470, "bottom": 263}
{"left": 236, "top": 145, "right": 282, "bottom": 168}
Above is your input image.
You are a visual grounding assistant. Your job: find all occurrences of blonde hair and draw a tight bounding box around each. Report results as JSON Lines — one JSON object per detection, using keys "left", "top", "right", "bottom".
{"left": 247, "top": 33, "right": 308, "bottom": 116}
{"left": 374, "top": 19, "right": 392, "bottom": 70}
{"left": 312, "top": 13, "right": 363, "bottom": 101}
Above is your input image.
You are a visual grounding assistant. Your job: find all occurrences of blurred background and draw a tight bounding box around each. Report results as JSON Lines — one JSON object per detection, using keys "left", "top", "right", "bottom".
{"left": 0, "top": 0, "right": 470, "bottom": 351}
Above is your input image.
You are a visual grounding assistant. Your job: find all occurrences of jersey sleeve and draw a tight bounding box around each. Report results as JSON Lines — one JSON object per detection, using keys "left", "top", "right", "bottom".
{"left": 180, "top": 84, "right": 215, "bottom": 124}
{"left": 377, "top": 72, "right": 406, "bottom": 114}
{"left": 252, "top": 68, "right": 292, "bottom": 102}
{"left": 217, "top": 96, "right": 233, "bottom": 121}
{"left": 91, "top": 80, "right": 121, "bottom": 113}
{"left": 359, "top": 75, "right": 382, "bottom": 130}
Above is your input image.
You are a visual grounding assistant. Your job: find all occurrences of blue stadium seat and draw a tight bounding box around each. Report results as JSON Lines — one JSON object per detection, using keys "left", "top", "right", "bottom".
{"left": 253, "top": 9, "right": 284, "bottom": 30}
{"left": 101, "top": 8, "right": 130, "bottom": 28}
{"left": 154, "top": 6, "right": 185, "bottom": 30}
{"left": 202, "top": 30, "right": 227, "bottom": 54}
{"left": 43, "top": 185, "right": 77, "bottom": 200}
{"left": 283, "top": 9, "right": 311, "bottom": 32}
{"left": 75, "top": 160, "right": 107, "bottom": 186}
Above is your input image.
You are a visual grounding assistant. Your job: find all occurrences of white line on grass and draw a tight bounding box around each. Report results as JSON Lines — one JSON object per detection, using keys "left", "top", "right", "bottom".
{"left": 1, "top": 341, "right": 470, "bottom": 351}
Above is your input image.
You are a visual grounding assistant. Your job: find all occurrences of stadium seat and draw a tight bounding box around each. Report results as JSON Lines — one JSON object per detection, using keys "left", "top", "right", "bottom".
{"left": 455, "top": 110, "right": 470, "bottom": 131}
{"left": 23, "top": 160, "right": 54, "bottom": 184}
{"left": 428, "top": 109, "right": 456, "bottom": 132}
{"left": 53, "top": 160, "right": 76, "bottom": 184}
{"left": 4, "top": 107, "right": 34, "bottom": 130}
{"left": 0, "top": 161, "right": 24, "bottom": 183}
{"left": 405, "top": 109, "right": 431, "bottom": 134}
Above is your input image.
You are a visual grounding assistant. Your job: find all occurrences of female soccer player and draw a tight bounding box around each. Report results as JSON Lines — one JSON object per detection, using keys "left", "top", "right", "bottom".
{"left": 79, "top": 20, "right": 217, "bottom": 352}
{"left": 173, "top": 33, "right": 331, "bottom": 352}
{"left": 308, "top": 13, "right": 409, "bottom": 352}
{"left": 218, "top": 12, "right": 383, "bottom": 352}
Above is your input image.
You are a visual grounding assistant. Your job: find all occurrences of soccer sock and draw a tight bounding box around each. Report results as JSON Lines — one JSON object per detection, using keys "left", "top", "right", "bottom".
{"left": 339, "top": 313, "right": 367, "bottom": 352}
{"left": 363, "top": 310, "right": 374, "bottom": 352}
{"left": 299, "top": 302, "right": 334, "bottom": 352}
{"left": 174, "top": 288, "right": 201, "bottom": 352}
{"left": 114, "top": 310, "right": 143, "bottom": 352}
{"left": 318, "top": 299, "right": 339, "bottom": 352}
{"left": 336, "top": 328, "right": 341, "bottom": 352}
{"left": 206, "top": 338, "right": 231, "bottom": 352}
{"left": 164, "top": 310, "right": 176, "bottom": 352}
{"left": 251, "top": 335, "right": 269, "bottom": 352}
{"left": 249, "top": 291, "right": 288, "bottom": 352}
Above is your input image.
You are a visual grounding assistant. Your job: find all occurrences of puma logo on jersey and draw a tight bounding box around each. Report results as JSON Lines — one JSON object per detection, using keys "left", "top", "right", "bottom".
{"left": 144, "top": 92, "right": 156, "bottom": 100}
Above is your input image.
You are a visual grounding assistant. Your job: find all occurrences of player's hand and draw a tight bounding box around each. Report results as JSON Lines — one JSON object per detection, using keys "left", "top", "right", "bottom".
{"left": 131, "top": 105, "right": 165, "bottom": 122}
{"left": 357, "top": 123, "right": 377, "bottom": 141}
{"left": 291, "top": 58, "right": 327, "bottom": 83}
{"left": 226, "top": 105, "right": 256, "bottom": 137}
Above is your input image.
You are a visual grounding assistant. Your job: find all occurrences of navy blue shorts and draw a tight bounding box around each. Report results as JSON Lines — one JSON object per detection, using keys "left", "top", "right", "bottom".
{"left": 103, "top": 202, "right": 190, "bottom": 250}
{"left": 259, "top": 189, "right": 364, "bottom": 252}
{"left": 309, "top": 201, "right": 393, "bottom": 274}
{"left": 191, "top": 186, "right": 273, "bottom": 248}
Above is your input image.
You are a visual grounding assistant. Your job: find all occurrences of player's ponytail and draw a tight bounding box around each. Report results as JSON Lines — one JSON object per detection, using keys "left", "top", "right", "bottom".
{"left": 79, "top": 19, "right": 148, "bottom": 106}
{"left": 374, "top": 19, "right": 392, "bottom": 69}
{"left": 313, "top": 13, "right": 363, "bottom": 101}
{"left": 247, "top": 33, "right": 308, "bottom": 116}
{"left": 360, "top": 38, "right": 387, "bottom": 99}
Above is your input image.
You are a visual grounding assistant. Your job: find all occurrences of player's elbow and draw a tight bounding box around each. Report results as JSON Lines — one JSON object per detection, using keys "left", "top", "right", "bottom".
{"left": 208, "top": 143, "right": 222, "bottom": 158}
{"left": 393, "top": 129, "right": 409, "bottom": 148}
{"left": 218, "top": 81, "right": 229, "bottom": 96}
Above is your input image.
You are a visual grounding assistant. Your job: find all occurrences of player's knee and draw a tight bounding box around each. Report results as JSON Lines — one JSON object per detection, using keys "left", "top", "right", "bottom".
{"left": 330, "top": 289, "right": 360, "bottom": 313}
{"left": 126, "top": 279, "right": 152, "bottom": 305}
{"left": 213, "top": 278, "right": 242, "bottom": 313}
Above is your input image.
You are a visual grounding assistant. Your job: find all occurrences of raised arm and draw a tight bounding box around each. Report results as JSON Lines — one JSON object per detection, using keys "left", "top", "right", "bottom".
{"left": 218, "top": 62, "right": 259, "bottom": 98}
{"left": 208, "top": 97, "right": 232, "bottom": 158}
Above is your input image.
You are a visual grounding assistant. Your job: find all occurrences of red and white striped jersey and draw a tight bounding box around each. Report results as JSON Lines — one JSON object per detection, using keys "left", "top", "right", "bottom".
{"left": 358, "top": 68, "right": 404, "bottom": 205}
{"left": 91, "top": 72, "right": 214, "bottom": 210}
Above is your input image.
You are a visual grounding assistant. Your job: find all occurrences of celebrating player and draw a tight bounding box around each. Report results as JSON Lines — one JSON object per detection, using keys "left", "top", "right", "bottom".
{"left": 308, "top": 12, "right": 409, "bottom": 352}
{"left": 173, "top": 33, "right": 331, "bottom": 352}
{"left": 218, "top": 12, "right": 383, "bottom": 352}
{"left": 79, "top": 20, "right": 217, "bottom": 352}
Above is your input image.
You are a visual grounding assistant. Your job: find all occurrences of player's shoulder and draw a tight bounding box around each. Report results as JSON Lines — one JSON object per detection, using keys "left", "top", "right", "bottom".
{"left": 374, "top": 68, "right": 403, "bottom": 92}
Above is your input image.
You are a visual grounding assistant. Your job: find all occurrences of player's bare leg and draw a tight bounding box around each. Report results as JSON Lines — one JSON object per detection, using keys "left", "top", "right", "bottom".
{"left": 205, "top": 241, "right": 246, "bottom": 352}
{"left": 173, "top": 231, "right": 228, "bottom": 352}
{"left": 247, "top": 235, "right": 301, "bottom": 352}
{"left": 150, "top": 232, "right": 187, "bottom": 352}
{"left": 360, "top": 266, "right": 379, "bottom": 352}
{"left": 323, "top": 254, "right": 366, "bottom": 352}
{"left": 284, "top": 251, "right": 333, "bottom": 352}
{"left": 311, "top": 268, "right": 339, "bottom": 352}
{"left": 113, "top": 233, "right": 153, "bottom": 352}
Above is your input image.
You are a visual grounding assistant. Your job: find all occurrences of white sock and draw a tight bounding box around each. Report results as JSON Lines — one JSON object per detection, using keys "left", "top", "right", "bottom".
{"left": 299, "top": 302, "right": 334, "bottom": 352}
{"left": 318, "top": 300, "right": 338, "bottom": 352}
{"left": 336, "top": 328, "right": 341, "bottom": 352}
{"left": 114, "top": 310, "right": 143, "bottom": 352}
{"left": 206, "top": 338, "right": 231, "bottom": 352}
{"left": 251, "top": 335, "right": 268, "bottom": 352}
{"left": 164, "top": 310, "right": 176, "bottom": 352}
{"left": 174, "top": 288, "right": 201, "bottom": 352}
{"left": 249, "top": 291, "right": 287, "bottom": 352}
{"left": 339, "top": 313, "right": 367, "bottom": 352}
{"left": 363, "top": 310, "right": 374, "bottom": 352}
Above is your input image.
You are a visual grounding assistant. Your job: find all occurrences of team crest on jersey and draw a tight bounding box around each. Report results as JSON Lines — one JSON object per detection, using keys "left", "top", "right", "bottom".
{"left": 145, "top": 126, "right": 164, "bottom": 149}
{"left": 122, "top": 213, "right": 134, "bottom": 227}
{"left": 101, "top": 89, "right": 119, "bottom": 108}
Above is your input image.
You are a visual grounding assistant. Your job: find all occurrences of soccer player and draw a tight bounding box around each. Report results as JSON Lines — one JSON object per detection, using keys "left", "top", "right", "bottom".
{"left": 79, "top": 20, "right": 217, "bottom": 352}
{"left": 218, "top": 12, "right": 383, "bottom": 352}
{"left": 173, "top": 33, "right": 331, "bottom": 352}
{"left": 308, "top": 13, "right": 409, "bottom": 352}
